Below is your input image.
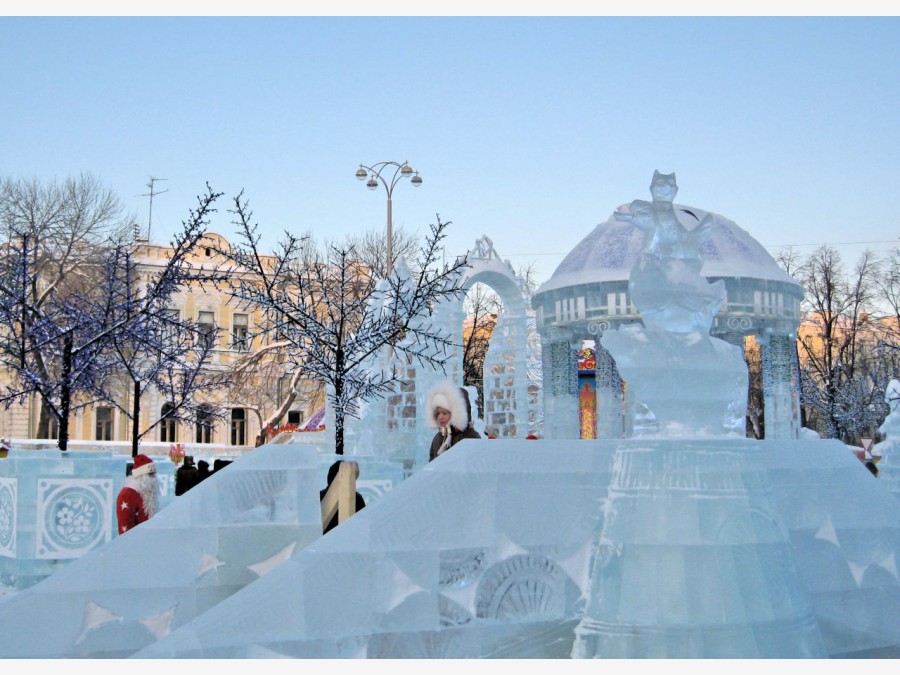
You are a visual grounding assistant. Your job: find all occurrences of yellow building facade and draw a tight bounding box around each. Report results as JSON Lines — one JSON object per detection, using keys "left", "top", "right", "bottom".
{"left": 0, "top": 232, "right": 314, "bottom": 452}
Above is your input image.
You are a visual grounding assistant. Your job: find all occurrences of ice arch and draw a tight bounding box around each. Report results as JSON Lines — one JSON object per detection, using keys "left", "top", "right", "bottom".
{"left": 451, "top": 236, "right": 541, "bottom": 438}
{"left": 340, "top": 238, "right": 540, "bottom": 471}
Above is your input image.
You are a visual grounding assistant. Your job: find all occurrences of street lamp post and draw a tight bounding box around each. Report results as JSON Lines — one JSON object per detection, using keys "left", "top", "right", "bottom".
{"left": 355, "top": 160, "right": 422, "bottom": 275}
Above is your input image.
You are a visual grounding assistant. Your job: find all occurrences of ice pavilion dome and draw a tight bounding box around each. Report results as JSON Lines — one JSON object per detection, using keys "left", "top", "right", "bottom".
{"left": 532, "top": 203, "right": 803, "bottom": 341}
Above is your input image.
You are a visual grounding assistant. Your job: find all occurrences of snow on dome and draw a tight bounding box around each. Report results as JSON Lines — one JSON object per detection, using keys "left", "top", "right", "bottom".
{"left": 536, "top": 204, "right": 799, "bottom": 296}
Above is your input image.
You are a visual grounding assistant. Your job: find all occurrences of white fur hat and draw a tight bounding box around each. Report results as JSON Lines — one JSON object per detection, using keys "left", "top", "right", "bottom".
{"left": 426, "top": 380, "right": 469, "bottom": 430}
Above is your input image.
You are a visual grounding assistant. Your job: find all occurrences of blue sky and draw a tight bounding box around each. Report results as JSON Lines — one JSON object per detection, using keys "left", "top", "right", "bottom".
{"left": 2, "top": 14, "right": 899, "bottom": 286}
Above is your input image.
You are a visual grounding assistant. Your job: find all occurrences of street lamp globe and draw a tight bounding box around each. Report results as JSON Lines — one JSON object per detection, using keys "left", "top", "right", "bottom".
{"left": 410, "top": 172, "right": 423, "bottom": 187}
{"left": 355, "top": 167, "right": 368, "bottom": 181}
{"left": 400, "top": 164, "right": 413, "bottom": 176}
{"left": 366, "top": 177, "right": 378, "bottom": 190}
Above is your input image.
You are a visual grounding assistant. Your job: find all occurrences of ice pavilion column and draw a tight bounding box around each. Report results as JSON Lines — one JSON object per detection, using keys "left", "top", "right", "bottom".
{"left": 760, "top": 331, "right": 801, "bottom": 440}
{"left": 541, "top": 326, "right": 580, "bottom": 440}
{"left": 593, "top": 334, "right": 623, "bottom": 439}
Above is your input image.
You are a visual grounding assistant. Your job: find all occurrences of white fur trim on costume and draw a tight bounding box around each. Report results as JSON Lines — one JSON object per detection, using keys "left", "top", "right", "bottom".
{"left": 132, "top": 462, "right": 156, "bottom": 477}
{"left": 425, "top": 380, "right": 468, "bottom": 430}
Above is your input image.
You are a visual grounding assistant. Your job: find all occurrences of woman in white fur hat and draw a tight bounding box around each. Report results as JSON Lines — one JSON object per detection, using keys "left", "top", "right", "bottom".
{"left": 427, "top": 380, "right": 481, "bottom": 461}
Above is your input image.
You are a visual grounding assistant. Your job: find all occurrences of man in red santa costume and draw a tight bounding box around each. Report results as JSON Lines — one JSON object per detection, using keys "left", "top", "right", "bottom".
{"left": 116, "top": 453, "right": 160, "bottom": 535}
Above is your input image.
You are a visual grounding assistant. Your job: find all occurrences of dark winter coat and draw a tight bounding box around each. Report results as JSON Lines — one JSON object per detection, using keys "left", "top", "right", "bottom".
{"left": 174, "top": 461, "right": 199, "bottom": 496}
{"left": 429, "top": 425, "right": 481, "bottom": 461}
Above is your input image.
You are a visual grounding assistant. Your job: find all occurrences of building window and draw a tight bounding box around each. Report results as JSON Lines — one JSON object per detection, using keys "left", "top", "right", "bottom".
{"left": 288, "top": 410, "right": 303, "bottom": 426}
{"left": 160, "top": 403, "right": 177, "bottom": 443}
{"left": 232, "top": 313, "right": 249, "bottom": 351}
{"left": 231, "top": 408, "right": 246, "bottom": 446}
{"left": 96, "top": 407, "right": 113, "bottom": 441}
{"left": 198, "top": 311, "right": 216, "bottom": 347}
{"left": 196, "top": 406, "right": 213, "bottom": 444}
{"left": 162, "top": 308, "right": 180, "bottom": 346}
{"left": 42, "top": 416, "right": 60, "bottom": 440}
{"left": 266, "top": 308, "right": 286, "bottom": 342}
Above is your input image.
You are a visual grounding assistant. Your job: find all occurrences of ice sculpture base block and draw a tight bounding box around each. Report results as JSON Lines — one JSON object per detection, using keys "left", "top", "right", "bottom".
{"left": 602, "top": 324, "right": 747, "bottom": 435}
{"left": 572, "top": 437, "right": 827, "bottom": 658}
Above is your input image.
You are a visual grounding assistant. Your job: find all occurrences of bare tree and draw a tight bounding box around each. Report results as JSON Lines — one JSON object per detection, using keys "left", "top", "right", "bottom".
{"left": 462, "top": 282, "right": 500, "bottom": 416}
{"left": 744, "top": 338, "right": 764, "bottom": 439}
{"left": 90, "top": 189, "right": 229, "bottom": 456}
{"left": 774, "top": 246, "right": 804, "bottom": 278}
{"left": 873, "top": 247, "right": 900, "bottom": 349}
{"left": 794, "top": 246, "right": 883, "bottom": 441}
{"left": 345, "top": 224, "right": 421, "bottom": 280}
{"left": 0, "top": 174, "right": 133, "bottom": 438}
{"left": 227, "top": 352, "right": 322, "bottom": 447}
{"left": 217, "top": 193, "right": 470, "bottom": 454}
{"left": 516, "top": 260, "right": 541, "bottom": 297}
{"left": 0, "top": 183, "right": 225, "bottom": 452}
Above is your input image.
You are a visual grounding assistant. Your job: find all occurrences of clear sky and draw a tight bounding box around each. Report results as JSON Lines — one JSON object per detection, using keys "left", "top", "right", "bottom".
{"left": 3, "top": 12, "right": 899, "bottom": 287}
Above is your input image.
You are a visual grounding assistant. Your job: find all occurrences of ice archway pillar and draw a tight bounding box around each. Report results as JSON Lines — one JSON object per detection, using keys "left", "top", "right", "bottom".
{"left": 456, "top": 236, "right": 541, "bottom": 439}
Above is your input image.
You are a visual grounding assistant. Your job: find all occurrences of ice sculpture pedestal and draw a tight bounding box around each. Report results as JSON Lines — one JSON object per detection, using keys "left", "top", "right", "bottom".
{"left": 602, "top": 324, "right": 747, "bottom": 435}
{"left": 572, "top": 438, "right": 827, "bottom": 658}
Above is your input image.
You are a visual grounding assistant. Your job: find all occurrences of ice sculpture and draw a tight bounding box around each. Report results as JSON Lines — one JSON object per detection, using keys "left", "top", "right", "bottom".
{"left": 136, "top": 439, "right": 613, "bottom": 658}
{"left": 0, "top": 444, "right": 323, "bottom": 657}
{"left": 344, "top": 238, "right": 540, "bottom": 466}
{"left": 1, "top": 433, "right": 897, "bottom": 659}
{"left": 2, "top": 173, "right": 900, "bottom": 659}
{"left": 873, "top": 379, "right": 900, "bottom": 498}
{"left": 601, "top": 171, "right": 747, "bottom": 435}
{"left": 465, "top": 237, "right": 535, "bottom": 439}
{"left": 128, "top": 436, "right": 900, "bottom": 659}
{"left": 0, "top": 450, "right": 175, "bottom": 589}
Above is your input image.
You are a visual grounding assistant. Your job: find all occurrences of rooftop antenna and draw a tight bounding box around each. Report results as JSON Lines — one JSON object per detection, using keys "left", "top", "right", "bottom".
{"left": 138, "top": 177, "right": 168, "bottom": 243}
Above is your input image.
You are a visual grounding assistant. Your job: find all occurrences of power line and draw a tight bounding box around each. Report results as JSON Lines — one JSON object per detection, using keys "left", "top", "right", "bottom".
{"left": 502, "top": 238, "right": 900, "bottom": 258}
{"left": 764, "top": 239, "right": 898, "bottom": 249}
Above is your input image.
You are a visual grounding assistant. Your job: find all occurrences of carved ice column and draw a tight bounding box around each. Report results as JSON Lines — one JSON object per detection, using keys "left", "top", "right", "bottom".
{"left": 483, "top": 311, "right": 529, "bottom": 438}
{"left": 541, "top": 327, "right": 580, "bottom": 440}
{"left": 761, "top": 333, "right": 801, "bottom": 440}
{"left": 525, "top": 310, "right": 543, "bottom": 437}
{"left": 593, "top": 339, "right": 623, "bottom": 439}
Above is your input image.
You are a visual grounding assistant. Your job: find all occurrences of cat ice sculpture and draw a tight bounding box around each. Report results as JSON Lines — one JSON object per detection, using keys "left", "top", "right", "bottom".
{"left": 614, "top": 170, "right": 725, "bottom": 334}
{"left": 602, "top": 171, "right": 747, "bottom": 436}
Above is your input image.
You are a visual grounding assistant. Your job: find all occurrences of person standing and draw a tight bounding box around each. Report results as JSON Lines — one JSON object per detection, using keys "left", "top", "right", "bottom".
{"left": 175, "top": 455, "right": 199, "bottom": 496}
{"left": 116, "top": 454, "right": 160, "bottom": 535}
{"left": 427, "top": 381, "right": 481, "bottom": 462}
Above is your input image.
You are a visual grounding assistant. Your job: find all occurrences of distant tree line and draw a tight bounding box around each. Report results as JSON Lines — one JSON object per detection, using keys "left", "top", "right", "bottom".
{"left": 770, "top": 245, "right": 900, "bottom": 445}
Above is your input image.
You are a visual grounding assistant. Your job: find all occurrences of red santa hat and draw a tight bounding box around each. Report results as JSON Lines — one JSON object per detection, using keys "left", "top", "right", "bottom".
{"left": 132, "top": 454, "right": 156, "bottom": 477}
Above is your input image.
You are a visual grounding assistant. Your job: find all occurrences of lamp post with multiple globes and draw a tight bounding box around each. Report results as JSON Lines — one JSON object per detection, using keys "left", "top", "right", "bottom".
{"left": 354, "top": 160, "right": 422, "bottom": 275}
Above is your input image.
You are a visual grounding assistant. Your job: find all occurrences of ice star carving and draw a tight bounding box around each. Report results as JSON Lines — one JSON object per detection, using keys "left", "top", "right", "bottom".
{"left": 814, "top": 516, "right": 839, "bottom": 546}
{"left": 76, "top": 600, "right": 121, "bottom": 644}
{"left": 141, "top": 605, "right": 177, "bottom": 639}
{"left": 197, "top": 552, "right": 225, "bottom": 578}
{"left": 247, "top": 542, "right": 296, "bottom": 577}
